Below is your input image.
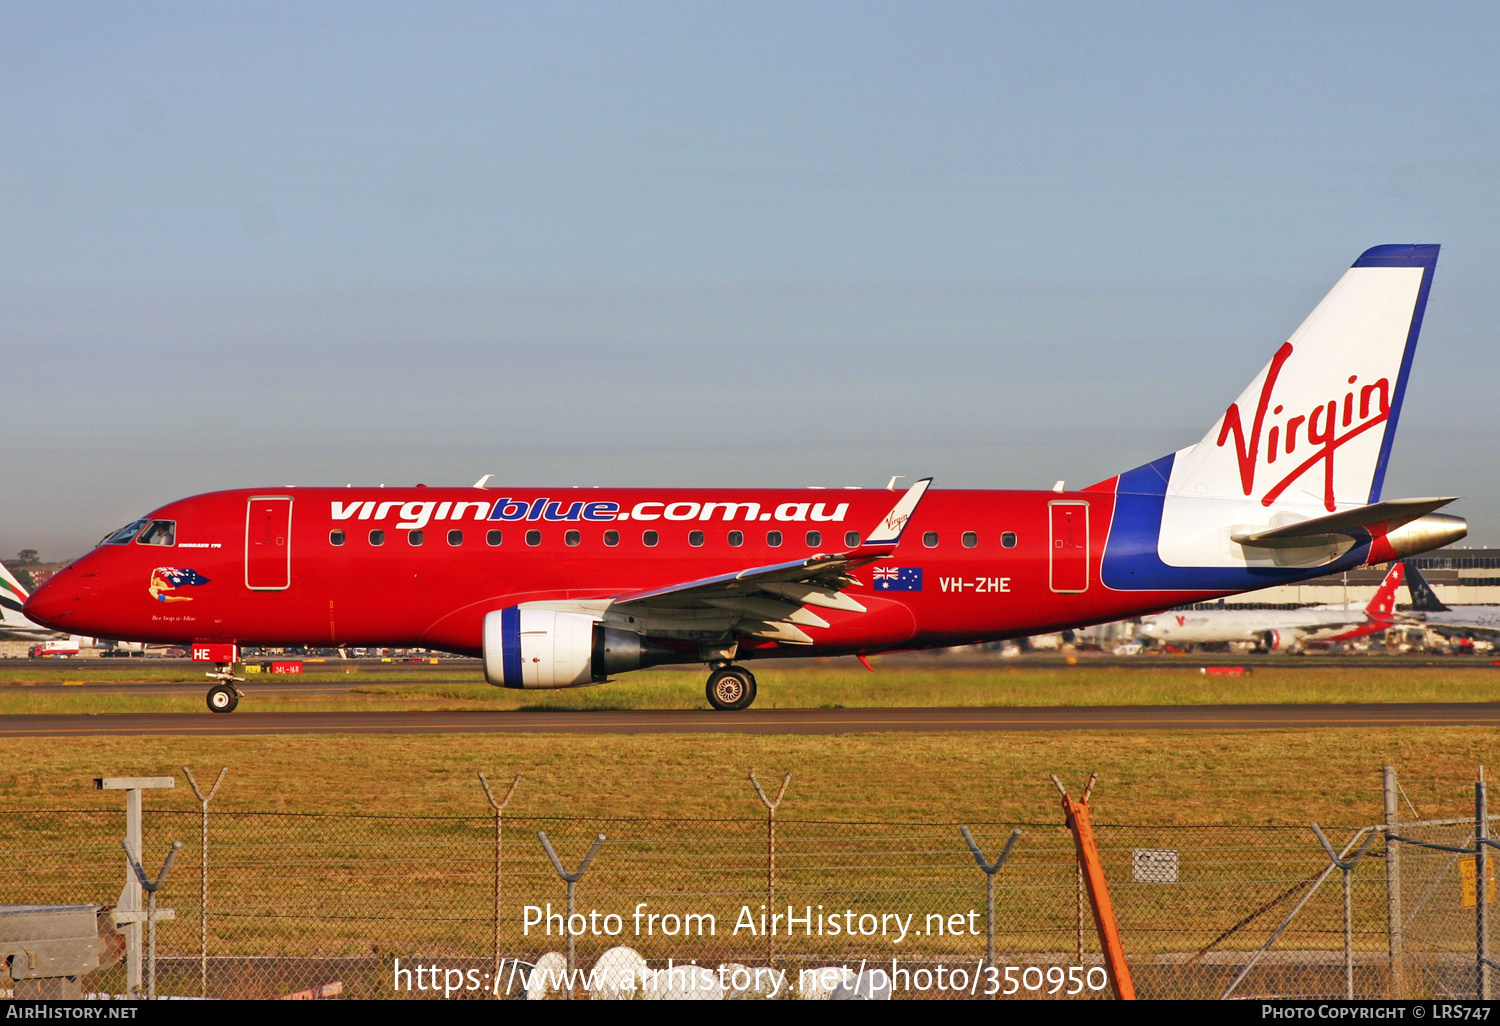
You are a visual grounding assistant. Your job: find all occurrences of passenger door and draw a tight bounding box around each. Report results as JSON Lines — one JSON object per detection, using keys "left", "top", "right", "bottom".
{"left": 1049, "top": 500, "right": 1089, "bottom": 594}
{"left": 245, "top": 496, "right": 293, "bottom": 591}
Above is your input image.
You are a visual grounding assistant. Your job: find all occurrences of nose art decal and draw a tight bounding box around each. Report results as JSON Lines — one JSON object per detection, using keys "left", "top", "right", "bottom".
{"left": 150, "top": 567, "right": 211, "bottom": 603}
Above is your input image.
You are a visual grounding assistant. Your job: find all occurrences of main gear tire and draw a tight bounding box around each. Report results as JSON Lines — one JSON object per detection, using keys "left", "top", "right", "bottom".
{"left": 207, "top": 684, "right": 239, "bottom": 714}
{"left": 705, "top": 666, "right": 757, "bottom": 711}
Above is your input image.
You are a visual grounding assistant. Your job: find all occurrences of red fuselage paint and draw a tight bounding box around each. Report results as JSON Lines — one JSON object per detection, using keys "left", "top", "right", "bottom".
{"left": 25, "top": 484, "right": 1230, "bottom": 659}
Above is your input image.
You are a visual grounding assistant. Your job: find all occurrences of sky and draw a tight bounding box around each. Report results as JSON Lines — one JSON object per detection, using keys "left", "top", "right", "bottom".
{"left": 2, "top": 2, "right": 1498, "bottom": 559}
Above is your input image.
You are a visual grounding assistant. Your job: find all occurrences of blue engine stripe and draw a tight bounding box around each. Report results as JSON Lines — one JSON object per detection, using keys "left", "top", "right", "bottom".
{"left": 501, "top": 605, "right": 523, "bottom": 687}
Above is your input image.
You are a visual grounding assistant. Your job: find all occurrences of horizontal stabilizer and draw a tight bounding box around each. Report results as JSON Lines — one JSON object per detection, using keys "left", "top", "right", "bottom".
{"left": 1231, "top": 497, "right": 1457, "bottom": 548}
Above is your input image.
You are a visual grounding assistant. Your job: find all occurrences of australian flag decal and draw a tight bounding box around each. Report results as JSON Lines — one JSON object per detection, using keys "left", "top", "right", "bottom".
{"left": 873, "top": 566, "right": 922, "bottom": 591}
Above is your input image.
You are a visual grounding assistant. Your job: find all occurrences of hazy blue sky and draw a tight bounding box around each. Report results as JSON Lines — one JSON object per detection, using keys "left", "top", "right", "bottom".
{"left": 2, "top": 2, "right": 1497, "bottom": 558}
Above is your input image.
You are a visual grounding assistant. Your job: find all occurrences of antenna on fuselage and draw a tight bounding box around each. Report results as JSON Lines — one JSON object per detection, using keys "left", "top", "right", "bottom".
{"left": 886, "top": 476, "right": 904, "bottom": 491}
{"left": 474, "top": 474, "right": 492, "bottom": 489}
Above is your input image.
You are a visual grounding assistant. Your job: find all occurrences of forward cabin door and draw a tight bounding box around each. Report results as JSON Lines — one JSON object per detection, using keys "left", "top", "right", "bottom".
{"left": 1049, "top": 500, "right": 1089, "bottom": 594}
{"left": 245, "top": 496, "right": 293, "bottom": 591}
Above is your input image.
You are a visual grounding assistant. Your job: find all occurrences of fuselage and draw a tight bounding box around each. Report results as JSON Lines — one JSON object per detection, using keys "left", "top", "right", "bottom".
{"left": 26, "top": 483, "right": 1273, "bottom": 659}
{"left": 1137, "top": 608, "right": 1386, "bottom": 647}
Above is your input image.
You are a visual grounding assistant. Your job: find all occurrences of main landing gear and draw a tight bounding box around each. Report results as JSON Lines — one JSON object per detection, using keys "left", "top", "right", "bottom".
{"left": 706, "top": 665, "right": 757, "bottom": 711}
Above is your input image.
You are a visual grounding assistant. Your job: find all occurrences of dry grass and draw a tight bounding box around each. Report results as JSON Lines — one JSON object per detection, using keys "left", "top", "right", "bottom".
{"left": 1, "top": 726, "right": 1496, "bottom": 826}
{"left": 5, "top": 659, "right": 1500, "bottom": 715}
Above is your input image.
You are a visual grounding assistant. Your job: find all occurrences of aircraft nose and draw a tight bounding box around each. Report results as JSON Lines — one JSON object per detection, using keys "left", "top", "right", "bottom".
{"left": 23, "top": 570, "right": 84, "bottom": 630}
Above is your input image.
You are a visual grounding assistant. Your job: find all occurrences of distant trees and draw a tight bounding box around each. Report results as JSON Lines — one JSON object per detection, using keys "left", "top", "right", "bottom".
{"left": 14, "top": 550, "right": 38, "bottom": 566}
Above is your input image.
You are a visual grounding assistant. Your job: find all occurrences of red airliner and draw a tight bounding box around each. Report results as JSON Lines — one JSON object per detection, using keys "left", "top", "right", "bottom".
{"left": 24, "top": 246, "right": 1467, "bottom": 713}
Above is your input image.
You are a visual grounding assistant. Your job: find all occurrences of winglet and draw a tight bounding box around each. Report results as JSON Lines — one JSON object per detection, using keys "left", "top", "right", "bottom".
{"left": 862, "top": 477, "right": 932, "bottom": 547}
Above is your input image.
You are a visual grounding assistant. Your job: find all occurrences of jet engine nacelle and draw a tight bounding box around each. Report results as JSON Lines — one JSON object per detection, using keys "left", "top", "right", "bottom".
{"left": 482, "top": 607, "right": 679, "bottom": 689}
{"left": 1377, "top": 514, "right": 1468, "bottom": 561}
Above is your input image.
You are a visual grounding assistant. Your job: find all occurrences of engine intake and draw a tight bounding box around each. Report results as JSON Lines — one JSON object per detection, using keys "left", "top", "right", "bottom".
{"left": 482, "top": 608, "right": 680, "bottom": 689}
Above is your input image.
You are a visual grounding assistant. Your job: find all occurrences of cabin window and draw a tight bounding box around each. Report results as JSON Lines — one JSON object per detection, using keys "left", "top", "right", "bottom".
{"left": 689, "top": 530, "right": 705, "bottom": 547}
{"left": 845, "top": 531, "right": 860, "bottom": 547}
{"left": 728, "top": 531, "right": 744, "bottom": 547}
{"left": 962, "top": 531, "right": 978, "bottom": 548}
{"left": 923, "top": 531, "right": 939, "bottom": 548}
{"left": 565, "top": 530, "right": 581, "bottom": 547}
{"left": 525, "top": 530, "right": 541, "bottom": 546}
{"left": 1001, "top": 531, "right": 1017, "bottom": 548}
{"left": 486, "top": 530, "right": 503, "bottom": 546}
{"left": 604, "top": 530, "right": 620, "bottom": 547}
{"left": 643, "top": 530, "right": 659, "bottom": 547}
{"left": 329, "top": 530, "right": 346, "bottom": 546}
{"left": 136, "top": 520, "right": 176, "bottom": 546}
{"left": 447, "top": 530, "right": 463, "bottom": 546}
{"left": 369, "top": 530, "right": 385, "bottom": 546}
{"left": 767, "top": 531, "right": 783, "bottom": 547}
{"left": 805, "top": 530, "right": 821, "bottom": 547}
{"left": 408, "top": 530, "right": 424, "bottom": 546}
{"left": 102, "top": 519, "right": 150, "bottom": 546}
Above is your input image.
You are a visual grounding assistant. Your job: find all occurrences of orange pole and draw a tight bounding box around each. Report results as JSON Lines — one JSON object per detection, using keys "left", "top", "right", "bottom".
{"left": 1060, "top": 789, "right": 1136, "bottom": 1000}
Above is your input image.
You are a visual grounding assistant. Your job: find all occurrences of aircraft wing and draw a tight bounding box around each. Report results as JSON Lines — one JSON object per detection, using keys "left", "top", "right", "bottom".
{"left": 610, "top": 479, "right": 932, "bottom": 645}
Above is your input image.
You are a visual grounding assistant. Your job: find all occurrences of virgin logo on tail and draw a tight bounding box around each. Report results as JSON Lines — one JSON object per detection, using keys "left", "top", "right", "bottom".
{"left": 1215, "top": 343, "right": 1391, "bottom": 511}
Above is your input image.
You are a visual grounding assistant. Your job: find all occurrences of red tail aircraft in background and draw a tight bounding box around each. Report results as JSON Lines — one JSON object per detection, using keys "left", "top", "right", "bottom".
{"left": 25, "top": 246, "right": 1467, "bottom": 713}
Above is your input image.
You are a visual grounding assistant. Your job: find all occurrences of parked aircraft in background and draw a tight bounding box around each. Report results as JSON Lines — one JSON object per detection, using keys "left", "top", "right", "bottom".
{"left": 24, "top": 246, "right": 1468, "bottom": 712}
{"left": 1403, "top": 562, "right": 1500, "bottom": 639}
{"left": 0, "top": 563, "right": 60, "bottom": 642}
{"left": 1137, "top": 562, "right": 1405, "bottom": 652}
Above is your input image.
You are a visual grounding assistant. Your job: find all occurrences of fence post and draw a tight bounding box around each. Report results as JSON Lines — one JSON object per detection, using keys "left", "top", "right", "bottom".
{"left": 478, "top": 773, "right": 521, "bottom": 981}
{"left": 538, "top": 831, "right": 605, "bottom": 1000}
{"left": 121, "top": 839, "right": 183, "bottom": 1000}
{"left": 749, "top": 770, "right": 791, "bottom": 965}
{"left": 959, "top": 825, "right": 1020, "bottom": 995}
{"left": 1311, "top": 824, "right": 1377, "bottom": 999}
{"left": 1383, "top": 765, "right": 1403, "bottom": 998}
{"left": 182, "top": 766, "right": 227, "bottom": 999}
{"left": 1478, "top": 770, "right": 1490, "bottom": 1000}
{"left": 1051, "top": 773, "right": 1135, "bottom": 1000}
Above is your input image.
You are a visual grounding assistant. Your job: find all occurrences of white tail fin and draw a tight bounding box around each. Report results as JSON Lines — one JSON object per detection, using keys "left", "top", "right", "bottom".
{"left": 1101, "top": 246, "right": 1449, "bottom": 591}
{"left": 1167, "top": 245, "right": 1437, "bottom": 511}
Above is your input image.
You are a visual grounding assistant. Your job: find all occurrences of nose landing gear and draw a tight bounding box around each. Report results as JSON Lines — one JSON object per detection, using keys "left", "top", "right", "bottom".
{"left": 705, "top": 665, "right": 757, "bottom": 711}
{"left": 205, "top": 663, "right": 246, "bottom": 714}
{"left": 206, "top": 683, "right": 240, "bottom": 714}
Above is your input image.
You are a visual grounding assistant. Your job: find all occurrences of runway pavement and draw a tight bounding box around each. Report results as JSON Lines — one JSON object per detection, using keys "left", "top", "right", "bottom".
{"left": 3, "top": 703, "right": 1499, "bottom": 737}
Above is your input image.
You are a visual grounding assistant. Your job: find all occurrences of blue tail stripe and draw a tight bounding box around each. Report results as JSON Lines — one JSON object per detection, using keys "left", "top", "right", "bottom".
{"left": 1100, "top": 454, "right": 1372, "bottom": 592}
{"left": 1352, "top": 244, "right": 1440, "bottom": 503}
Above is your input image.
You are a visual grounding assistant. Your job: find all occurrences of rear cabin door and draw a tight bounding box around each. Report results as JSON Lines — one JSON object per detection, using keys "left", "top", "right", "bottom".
{"left": 245, "top": 496, "right": 293, "bottom": 591}
{"left": 1048, "top": 500, "right": 1089, "bottom": 594}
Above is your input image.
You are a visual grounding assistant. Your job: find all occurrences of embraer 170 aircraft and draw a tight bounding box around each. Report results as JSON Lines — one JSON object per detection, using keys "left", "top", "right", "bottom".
{"left": 23, "top": 245, "right": 1469, "bottom": 713}
{"left": 1136, "top": 562, "right": 1404, "bottom": 652}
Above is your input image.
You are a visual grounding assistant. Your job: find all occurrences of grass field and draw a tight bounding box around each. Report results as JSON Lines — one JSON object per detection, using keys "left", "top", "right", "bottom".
{"left": 5, "top": 658, "right": 1500, "bottom": 714}
{"left": 1, "top": 724, "right": 1495, "bottom": 825}
{"left": 4, "top": 668, "right": 1497, "bottom": 998}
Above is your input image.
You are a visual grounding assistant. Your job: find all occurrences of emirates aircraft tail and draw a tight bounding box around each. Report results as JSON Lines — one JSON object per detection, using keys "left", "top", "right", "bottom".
{"left": 0, "top": 563, "right": 56, "bottom": 640}
{"left": 1099, "top": 245, "right": 1466, "bottom": 592}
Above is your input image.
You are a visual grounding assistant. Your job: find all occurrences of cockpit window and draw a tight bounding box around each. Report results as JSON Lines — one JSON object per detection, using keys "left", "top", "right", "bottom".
{"left": 101, "top": 519, "right": 149, "bottom": 546}
{"left": 135, "top": 520, "right": 177, "bottom": 547}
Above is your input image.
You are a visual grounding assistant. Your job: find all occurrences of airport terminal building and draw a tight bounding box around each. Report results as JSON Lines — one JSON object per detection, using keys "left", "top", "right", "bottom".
{"left": 1193, "top": 547, "right": 1500, "bottom": 610}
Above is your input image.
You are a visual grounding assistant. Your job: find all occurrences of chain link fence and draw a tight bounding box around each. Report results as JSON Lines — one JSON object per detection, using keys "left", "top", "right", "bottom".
{"left": 4, "top": 768, "right": 1496, "bottom": 999}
